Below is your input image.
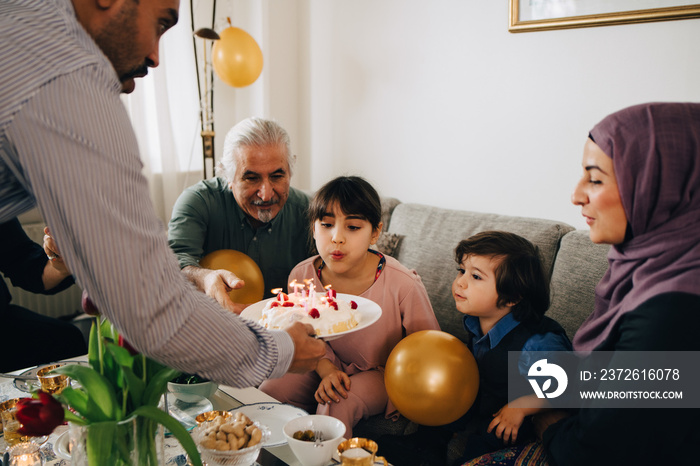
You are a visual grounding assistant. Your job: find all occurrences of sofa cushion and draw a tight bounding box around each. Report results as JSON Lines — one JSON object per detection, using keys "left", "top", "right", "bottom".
{"left": 548, "top": 230, "right": 610, "bottom": 341}
{"left": 374, "top": 232, "right": 404, "bottom": 257}
{"left": 387, "top": 204, "right": 575, "bottom": 343}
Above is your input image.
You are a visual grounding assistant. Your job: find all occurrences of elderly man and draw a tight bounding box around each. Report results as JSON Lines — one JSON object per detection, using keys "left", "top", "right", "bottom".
{"left": 168, "top": 118, "right": 312, "bottom": 314}
{"left": 0, "top": 0, "right": 325, "bottom": 387}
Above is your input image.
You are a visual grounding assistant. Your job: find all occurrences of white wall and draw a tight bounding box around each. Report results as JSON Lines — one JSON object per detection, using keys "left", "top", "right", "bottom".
{"left": 209, "top": 1, "right": 700, "bottom": 230}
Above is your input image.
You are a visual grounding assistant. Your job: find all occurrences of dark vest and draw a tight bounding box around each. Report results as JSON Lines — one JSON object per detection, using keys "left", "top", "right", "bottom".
{"left": 467, "top": 317, "right": 567, "bottom": 419}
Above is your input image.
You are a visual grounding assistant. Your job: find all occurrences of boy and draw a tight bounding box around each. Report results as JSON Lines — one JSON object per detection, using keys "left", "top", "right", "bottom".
{"left": 452, "top": 231, "right": 571, "bottom": 462}
{"left": 380, "top": 231, "right": 571, "bottom": 466}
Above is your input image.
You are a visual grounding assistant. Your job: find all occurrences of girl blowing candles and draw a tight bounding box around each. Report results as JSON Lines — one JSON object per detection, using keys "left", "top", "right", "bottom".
{"left": 259, "top": 176, "right": 440, "bottom": 437}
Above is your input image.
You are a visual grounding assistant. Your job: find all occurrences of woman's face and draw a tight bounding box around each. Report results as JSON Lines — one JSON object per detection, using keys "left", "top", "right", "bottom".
{"left": 571, "top": 139, "right": 628, "bottom": 244}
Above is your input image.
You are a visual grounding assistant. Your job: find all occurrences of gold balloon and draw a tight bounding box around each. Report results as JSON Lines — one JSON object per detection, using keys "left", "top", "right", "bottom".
{"left": 199, "top": 250, "right": 264, "bottom": 304}
{"left": 211, "top": 27, "right": 263, "bottom": 88}
{"left": 385, "top": 330, "right": 479, "bottom": 426}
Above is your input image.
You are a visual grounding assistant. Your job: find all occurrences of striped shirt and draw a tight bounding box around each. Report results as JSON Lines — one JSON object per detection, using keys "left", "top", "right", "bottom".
{"left": 0, "top": 0, "right": 294, "bottom": 386}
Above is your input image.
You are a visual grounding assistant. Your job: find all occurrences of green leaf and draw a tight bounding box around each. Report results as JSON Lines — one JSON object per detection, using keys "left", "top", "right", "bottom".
{"left": 142, "top": 367, "right": 180, "bottom": 407}
{"left": 84, "top": 419, "right": 119, "bottom": 465}
{"left": 56, "top": 387, "right": 90, "bottom": 418}
{"left": 63, "top": 409, "right": 88, "bottom": 425}
{"left": 119, "top": 365, "right": 146, "bottom": 410}
{"left": 53, "top": 364, "right": 119, "bottom": 421}
{"left": 133, "top": 406, "right": 202, "bottom": 466}
{"left": 87, "top": 319, "right": 100, "bottom": 370}
{"left": 100, "top": 318, "right": 118, "bottom": 342}
{"left": 106, "top": 343, "right": 135, "bottom": 369}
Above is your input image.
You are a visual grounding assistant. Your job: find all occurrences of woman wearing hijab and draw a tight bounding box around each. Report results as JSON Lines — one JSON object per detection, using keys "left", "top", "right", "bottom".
{"left": 535, "top": 102, "right": 700, "bottom": 465}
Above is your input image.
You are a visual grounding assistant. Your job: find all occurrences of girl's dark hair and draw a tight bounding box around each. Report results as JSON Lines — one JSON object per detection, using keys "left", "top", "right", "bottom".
{"left": 308, "top": 176, "right": 382, "bottom": 230}
{"left": 454, "top": 231, "right": 550, "bottom": 323}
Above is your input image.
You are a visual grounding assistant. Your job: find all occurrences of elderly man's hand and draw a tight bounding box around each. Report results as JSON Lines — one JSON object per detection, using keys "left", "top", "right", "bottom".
{"left": 285, "top": 323, "right": 327, "bottom": 373}
{"left": 183, "top": 266, "right": 247, "bottom": 314}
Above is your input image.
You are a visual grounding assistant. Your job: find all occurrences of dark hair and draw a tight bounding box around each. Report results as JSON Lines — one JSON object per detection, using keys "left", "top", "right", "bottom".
{"left": 454, "top": 231, "right": 550, "bottom": 323}
{"left": 308, "top": 176, "right": 382, "bottom": 230}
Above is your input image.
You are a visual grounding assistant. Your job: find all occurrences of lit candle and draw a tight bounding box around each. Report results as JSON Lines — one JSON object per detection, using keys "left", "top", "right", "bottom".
{"left": 8, "top": 442, "right": 42, "bottom": 466}
{"left": 309, "top": 281, "right": 316, "bottom": 305}
{"left": 289, "top": 279, "right": 303, "bottom": 297}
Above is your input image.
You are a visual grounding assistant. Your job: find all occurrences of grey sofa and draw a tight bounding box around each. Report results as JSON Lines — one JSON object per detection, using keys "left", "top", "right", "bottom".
{"left": 355, "top": 201, "right": 611, "bottom": 460}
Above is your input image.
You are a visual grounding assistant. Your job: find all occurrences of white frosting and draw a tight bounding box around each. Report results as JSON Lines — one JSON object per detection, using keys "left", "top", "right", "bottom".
{"left": 259, "top": 290, "right": 360, "bottom": 336}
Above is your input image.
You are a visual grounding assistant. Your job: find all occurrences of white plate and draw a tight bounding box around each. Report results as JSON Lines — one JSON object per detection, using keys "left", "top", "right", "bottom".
{"left": 228, "top": 402, "right": 307, "bottom": 447}
{"left": 54, "top": 430, "right": 71, "bottom": 460}
{"left": 241, "top": 293, "right": 382, "bottom": 341}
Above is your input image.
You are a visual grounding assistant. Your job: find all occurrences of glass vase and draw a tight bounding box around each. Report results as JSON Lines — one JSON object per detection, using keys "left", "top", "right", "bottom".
{"left": 69, "top": 415, "right": 164, "bottom": 466}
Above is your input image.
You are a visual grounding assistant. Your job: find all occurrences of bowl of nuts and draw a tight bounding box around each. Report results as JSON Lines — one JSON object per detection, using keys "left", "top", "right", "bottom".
{"left": 191, "top": 411, "right": 270, "bottom": 466}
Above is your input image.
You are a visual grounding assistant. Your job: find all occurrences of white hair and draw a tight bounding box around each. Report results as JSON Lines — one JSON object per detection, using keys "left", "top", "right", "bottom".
{"left": 216, "top": 117, "right": 295, "bottom": 183}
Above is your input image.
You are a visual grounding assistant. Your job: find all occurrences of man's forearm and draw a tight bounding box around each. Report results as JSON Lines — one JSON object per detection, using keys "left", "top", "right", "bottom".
{"left": 181, "top": 265, "right": 206, "bottom": 291}
{"left": 42, "top": 260, "right": 73, "bottom": 291}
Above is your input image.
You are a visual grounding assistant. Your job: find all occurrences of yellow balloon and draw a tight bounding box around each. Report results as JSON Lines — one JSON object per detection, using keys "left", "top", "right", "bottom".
{"left": 385, "top": 330, "right": 479, "bottom": 426}
{"left": 199, "top": 250, "right": 264, "bottom": 304}
{"left": 212, "top": 27, "right": 263, "bottom": 88}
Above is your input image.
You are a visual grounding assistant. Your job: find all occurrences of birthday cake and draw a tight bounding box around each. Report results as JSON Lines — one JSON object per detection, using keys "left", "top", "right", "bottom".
{"left": 259, "top": 280, "right": 360, "bottom": 336}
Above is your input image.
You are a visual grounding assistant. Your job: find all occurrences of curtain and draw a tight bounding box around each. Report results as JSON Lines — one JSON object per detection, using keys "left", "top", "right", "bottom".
{"left": 122, "top": 3, "right": 204, "bottom": 225}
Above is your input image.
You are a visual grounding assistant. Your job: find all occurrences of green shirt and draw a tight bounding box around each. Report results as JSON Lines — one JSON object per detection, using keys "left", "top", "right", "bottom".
{"left": 168, "top": 178, "right": 311, "bottom": 298}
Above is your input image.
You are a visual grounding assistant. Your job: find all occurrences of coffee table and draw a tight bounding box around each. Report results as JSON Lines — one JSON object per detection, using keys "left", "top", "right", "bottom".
{"left": 1, "top": 362, "right": 308, "bottom": 465}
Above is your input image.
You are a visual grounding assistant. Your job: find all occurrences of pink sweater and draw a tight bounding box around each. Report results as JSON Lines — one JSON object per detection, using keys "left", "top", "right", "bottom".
{"left": 288, "top": 254, "right": 441, "bottom": 418}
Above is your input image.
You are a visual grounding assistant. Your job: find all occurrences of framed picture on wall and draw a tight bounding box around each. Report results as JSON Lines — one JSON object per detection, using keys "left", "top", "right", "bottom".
{"left": 509, "top": 0, "right": 700, "bottom": 32}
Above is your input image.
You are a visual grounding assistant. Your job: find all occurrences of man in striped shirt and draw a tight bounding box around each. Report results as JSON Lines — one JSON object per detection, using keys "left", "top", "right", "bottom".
{"left": 0, "top": 0, "right": 325, "bottom": 387}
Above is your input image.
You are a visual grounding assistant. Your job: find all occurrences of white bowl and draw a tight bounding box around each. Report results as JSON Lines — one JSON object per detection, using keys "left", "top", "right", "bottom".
{"left": 167, "top": 380, "right": 218, "bottom": 403}
{"left": 283, "top": 415, "right": 346, "bottom": 466}
{"left": 192, "top": 420, "right": 270, "bottom": 466}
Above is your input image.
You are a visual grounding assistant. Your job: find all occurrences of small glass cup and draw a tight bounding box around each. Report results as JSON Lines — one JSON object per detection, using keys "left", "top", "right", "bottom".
{"left": 36, "top": 364, "right": 68, "bottom": 395}
{"left": 1, "top": 398, "right": 32, "bottom": 447}
{"left": 0, "top": 398, "right": 49, "bottom": 448}
{"left": 7, "top": 442, "right": 43, "bottom": 466}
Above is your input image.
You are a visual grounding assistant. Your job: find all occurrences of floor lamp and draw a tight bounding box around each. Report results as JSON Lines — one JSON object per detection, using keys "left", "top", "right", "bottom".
{"left": 192, "top": 4, "right": 264, "bottom": 180}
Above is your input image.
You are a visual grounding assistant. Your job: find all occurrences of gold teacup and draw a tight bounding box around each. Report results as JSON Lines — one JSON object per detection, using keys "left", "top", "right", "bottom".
{"left": 36, "top": 364, "right": 68, "bottom": 394}
{"left": 337, "top": 437, "right": 387, "bottom": 466}
{"left": 0, "top": 398, "right": 32, "bottom": 447}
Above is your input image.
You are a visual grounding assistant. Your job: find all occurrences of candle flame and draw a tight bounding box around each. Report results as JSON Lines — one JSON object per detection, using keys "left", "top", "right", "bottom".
{"left": 271, "top": 288, "right": 283, "bottom": 294}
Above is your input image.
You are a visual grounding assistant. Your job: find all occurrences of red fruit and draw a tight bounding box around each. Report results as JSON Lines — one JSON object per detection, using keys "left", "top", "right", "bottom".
{"left": 329, "top": 301, "right": 338, "bottom": 310}
{"left": 282, "top": 301, "right": 295, "bottom": 307}
{"left": 308, "top": 308, "right": 320, "bottom": 319}
{"left": 270, "top": 301, "right": 280, "bottom": 308}
{"left": 351, "top": 301, "right": 358, "bottom": 309}
{"left": 327, "top": 289, "right": 336, "bottom": 299}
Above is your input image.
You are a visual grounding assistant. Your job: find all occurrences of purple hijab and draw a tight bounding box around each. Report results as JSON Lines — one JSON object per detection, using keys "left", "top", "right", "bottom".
{"left": 573, "top": 102, "right": 700, "bottom": 353}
